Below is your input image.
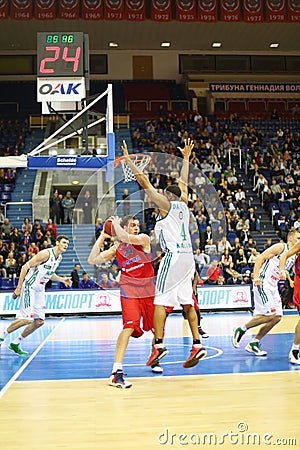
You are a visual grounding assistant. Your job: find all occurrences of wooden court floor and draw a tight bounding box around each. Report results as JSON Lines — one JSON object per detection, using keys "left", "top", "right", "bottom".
{"left": 0, "top": 312, "right": 300, "bottom": 450}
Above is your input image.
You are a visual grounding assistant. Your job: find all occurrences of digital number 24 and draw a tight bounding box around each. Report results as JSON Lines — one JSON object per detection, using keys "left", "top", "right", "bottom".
{"left": 39, "top": 46, "right": 81, "bottom": 73}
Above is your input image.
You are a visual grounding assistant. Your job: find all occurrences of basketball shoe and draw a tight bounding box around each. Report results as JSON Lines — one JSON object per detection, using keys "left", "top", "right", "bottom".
{"left": 232, "top": 326, "right": 246, "bottom": 348}
{"left": 108, "top": 370, "right": 132, "bottom": 389}
{"left": 8, "top": 342, "right": 29, "bottom": 357}
{"left": 146, "top": 346, "right": 168, "bottom": 367}
{"left": 183, "top": 346, "right": 207, "bottom": 368}
{"left": 289, "top": 350, "right": 300, "bottom": 365}
{"left": 245, "top": 342, "right": 267, "bottom": 356}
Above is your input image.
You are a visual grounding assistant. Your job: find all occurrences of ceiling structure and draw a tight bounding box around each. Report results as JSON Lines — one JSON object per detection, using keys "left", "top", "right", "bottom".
{"left": 0, "top": 19, "right": 299, "bottom": 54}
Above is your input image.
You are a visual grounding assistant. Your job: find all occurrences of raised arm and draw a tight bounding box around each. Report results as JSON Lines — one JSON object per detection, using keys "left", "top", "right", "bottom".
{"left": 121, "top": 141, "right": 170, "bottom": 214}
{"left": 111, "top": 216, "right": 151, "bottom": 253}
{"left": 177, "top": 138, "right": 194, "bottom": 205}
{"left": 88, "top": 231, "right": 116, "bottom": 265}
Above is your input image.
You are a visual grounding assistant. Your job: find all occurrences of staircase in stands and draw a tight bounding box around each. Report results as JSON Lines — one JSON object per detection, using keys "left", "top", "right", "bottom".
{"left": 235, "top": 168, "right": 279, "bottom": 251}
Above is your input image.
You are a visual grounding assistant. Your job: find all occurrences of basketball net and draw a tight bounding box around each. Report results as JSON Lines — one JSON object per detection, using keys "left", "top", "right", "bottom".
{"left": 114, "top": 154, "right": 151, "bottom": 183}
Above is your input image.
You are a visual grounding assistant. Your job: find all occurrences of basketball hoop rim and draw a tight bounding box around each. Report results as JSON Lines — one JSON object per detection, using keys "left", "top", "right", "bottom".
{"left": 114, "top": 153, "right": 151, "bottom": 168}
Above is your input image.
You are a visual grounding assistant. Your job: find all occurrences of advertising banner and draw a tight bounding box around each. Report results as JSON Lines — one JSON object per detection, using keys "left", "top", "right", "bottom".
{"left": 197, "top": 285, "right": 252, "bottom": 310}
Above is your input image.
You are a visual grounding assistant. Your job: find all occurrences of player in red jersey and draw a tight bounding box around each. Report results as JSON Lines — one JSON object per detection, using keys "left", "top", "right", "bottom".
{"left": 88, "top": 215, "right": 156, "bottom": 388}
{"left": 280, "top": 241, "right": 300, "bottom": 365}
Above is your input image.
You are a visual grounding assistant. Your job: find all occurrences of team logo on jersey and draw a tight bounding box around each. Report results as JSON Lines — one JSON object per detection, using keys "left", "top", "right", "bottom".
{"left": 244, "top": 0, "right": 262, "bottom": 13}
{"left": 177, "top": 0, "right": 195, "bottom": 12}
{"left": 267, "top": 0, "right": 285, "bottom": 11}
{"left": 288, "top": 0, "right": 300, "bottom": 13}
{"left": 83, "top": 0, "right": 102, "bottom": 9}
{"left": 60, "top": 0, "right": 79, "bottom": 9}
{"left": 221, "top": 0, "right": 240, "bottom": 12}
{"left": 105, "top": 0, "right": 122, "bottom": 9}
{"left": 126, "top": 0, "right": 144, "bottom": 10}
{"left": 12, "top": 0, "right": 31, "bottom": 8}
{"left": 198, "top": 0, "right": 216, "bottom": 12}
{"left": 152, "top": 0, "right": 171, "bottom": 11}
{"left": 36, "top": 0, "right": 55, "bottom": 9}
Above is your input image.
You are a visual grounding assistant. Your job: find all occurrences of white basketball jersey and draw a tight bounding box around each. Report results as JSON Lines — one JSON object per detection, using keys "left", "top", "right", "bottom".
{"left": 155, "top": 200, "right": 193, "bottom": 254}
{"left": 25, "top": 248, "right": 62, "bottom": 290}
{"left": 259, "top": 243, "right": 295, "bottom": 288}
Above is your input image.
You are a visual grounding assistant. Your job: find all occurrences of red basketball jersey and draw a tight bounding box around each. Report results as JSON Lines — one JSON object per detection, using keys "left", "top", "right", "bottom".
{"left": 116, "top": 243, "right": 154, "bottom": 298}
{"left": 293, "top": 254, "right": 300, "bottom": 310}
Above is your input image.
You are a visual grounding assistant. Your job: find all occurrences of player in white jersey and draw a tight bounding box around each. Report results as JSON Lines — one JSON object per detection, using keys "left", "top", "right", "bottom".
{"left": 232, "top": 230, "right": 300, "bottom": 356}
{"left": 121, "top": 139, "right": 206, "bottom": 370}
{"left": 0, "top": 235, "right": 71, "bottom": 356}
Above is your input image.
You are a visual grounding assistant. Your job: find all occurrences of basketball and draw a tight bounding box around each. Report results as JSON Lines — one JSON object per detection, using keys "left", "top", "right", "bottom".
{"left": 103, "top": 219, "right": 115, "bottom": 237}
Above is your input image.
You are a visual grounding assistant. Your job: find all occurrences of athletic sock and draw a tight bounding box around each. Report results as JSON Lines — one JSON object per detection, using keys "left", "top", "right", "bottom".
{"left": 112, "top": 363, "right": 123, "bottom": 373}
{"left": 292, "top": 344, "right": 299, "bottom": 351}
{"left": 193, "top": 339, "right": 201, "bottom": 346}
{"left": 241, "top": 325, "right": 247, "bottom": 332}
{"left": 0, "top": 330, "right": 8, "bottom": 339}
{"left": 12, "top": 335, "right": 23, "bottom": 345}
{"left": 154, "top": 338, "right": 163, "bottom": 346}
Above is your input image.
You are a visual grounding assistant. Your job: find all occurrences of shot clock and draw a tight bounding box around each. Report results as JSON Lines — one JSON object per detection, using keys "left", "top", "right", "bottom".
{"left": 37, "top": 32, "right": 85, "bottom": 77}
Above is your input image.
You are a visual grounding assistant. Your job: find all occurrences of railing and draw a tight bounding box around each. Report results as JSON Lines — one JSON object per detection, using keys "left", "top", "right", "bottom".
{"left": 4, "top": 201, "right": 34, "bottom": 220}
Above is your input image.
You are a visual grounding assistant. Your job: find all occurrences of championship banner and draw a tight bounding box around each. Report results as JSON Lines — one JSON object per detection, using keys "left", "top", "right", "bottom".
{"left": 81, "top": 0, "right": 103, "bottom": 20}
{"left": 10, "top": 0, "right": 32, "bottom": 20}
{"left": 103, "top": 0, "right": 124, "bottom": 20}
{"left": 34, "top": 0, "right": 56, "bottom": 20}
{"left": 287, "top": 0, "right": 300, "bottom": 22}
{"left": 151, "top": 0, "right": 172, "bottom": 22}
{"left": 124, "top": 0, "right": 145, "bottom": 21}
{"left": 197, "top": 0, "right": 218, "bottom": 22}
{"left": 58, "top": 0, "right": 80, "bottom": 19}
{"left": 220, "top": 0, "right": 241, "bottom": 22}
{"left": 242, "top": 0, "right": 264, "bottom": 23}
{"left": 265, "top": 0, "right": 287, "bottom": 22}
{"left": 175, "top": 0, "right": 197, "bottom": 21}
{"left": 0, "top": 0, "right": 9, "bottom": 19}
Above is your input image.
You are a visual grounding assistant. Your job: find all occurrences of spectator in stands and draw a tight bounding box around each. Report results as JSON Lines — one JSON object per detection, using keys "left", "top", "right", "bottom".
{"left": 70, "top": 263, "right": 81, "bottom": 289}
{"left": 20, "top": 230, "right": 31, "bottom": 251}
{"left": 206, "top": 260, "right": 222, "bottom": 285}
{"left": 10, "top": 227, "right": 21, "bottom": 249}
{"left": 21, "top": 217, "right": 32, "bottom": 235}
{"left": 194, "top": 248, "right": 210, "bottom": 274}
{"left": 0, "top": 254, "right": 7, "bottom": 278}
{"left": 220, "top": 249, "right": 233, "bottom": 271}
{"left": 45, "top": 218, "right": 57, "bottom": 238}
{"left": 44, "top": 230, "right": 55, "bottom": 247}
{"left": 82, "top": 190, "right": 93, "bottom": 224}
{"left": 34, "top": 229, "right": 45, "bottom": 248}
{"left": 78, "top": 271, "right": 97, "bottom": 289}
{"left": 28, "top": 242, "right": 39, "bottom": 258}
{"left": 1, "top": 218, "right": 13, "bottom": 240}
{"left": 108, "top": 263, "right": 120, "bottom": 285}
{"left": 246, "top": 207, "right": 260, "bottom": 232}
{"left": 240, "top": 224, "right": 252, "bottom": 245}
{"left": 205, "top": 239, "right": 217, "bottom": 255}
{"left": 248, "top": 248, "right": 259, "bottom": 267}
{"left": 31, "top": 219, "right": 44, "bottom": 238}
{"left": 98, "top": 272, "right": 115, "bottom": 289}
{"left": 62, "top": 191, "right": 75, "bottom": 224}
{"left": 227, "top": 271, "right": 243, "bottom": 285}
{"left": 50, "top": 189, "right": 61, "bottom": 224}
{"left": 218, "top": 236, "right": 232, "bottom": 254}
{"left": 235, "top": 248, "right": 248, "bottom": 271}
{"left": 5, "top": 251, "right": 17, "bottom": 279}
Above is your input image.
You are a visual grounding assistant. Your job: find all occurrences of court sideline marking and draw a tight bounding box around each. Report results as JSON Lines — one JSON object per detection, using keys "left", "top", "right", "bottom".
{"left": 0, "top": 317, "right": 65, "bottom": 399}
